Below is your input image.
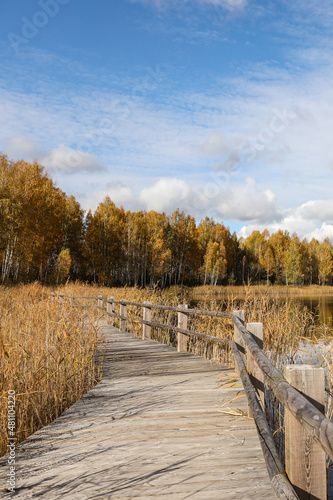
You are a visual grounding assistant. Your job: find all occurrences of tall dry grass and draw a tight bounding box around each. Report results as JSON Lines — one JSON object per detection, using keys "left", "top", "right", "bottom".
{"left": 0, "top": 283, "right": 102, "bottom": 457}
{"left": 57, "top": 283, "right": 235, "bottom": 363}
{"left": 57, "top": 283, "right": 333, "bottom": 369}
{"left": 192, "top": 283, "right": 333, "bottom": 300}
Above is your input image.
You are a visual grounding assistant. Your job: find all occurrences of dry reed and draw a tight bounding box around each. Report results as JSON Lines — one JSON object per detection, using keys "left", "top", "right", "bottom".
{"left": 0, "top": 283, "right": 102, "bottom": 457}
{"left": 192, "top": 283, "right": 333, "bottom": 300}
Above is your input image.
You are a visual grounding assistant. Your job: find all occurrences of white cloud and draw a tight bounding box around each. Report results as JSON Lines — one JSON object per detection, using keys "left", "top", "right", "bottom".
{"left": 215, "top": 178, "right": 280, "bottom": 223}
{"left": 41, "top": 145, "right": 106, "bottom": 174}
{"left": 130, "top": 0, "right": 247, "bottom": 10}
{"left": 106, "top": 185, "right": 134, "bottom": 206}
{"left": 81, "top": 183, "right": 135, "bottom": 212}
{"left": 2, "top": 135, "right": 107, "bottom": 175}
{"left": 136, "top": 179, "right": 333, "bottom": 243}
{"left": 137, "top": 176, "right": 282, "bottom": 226}
{"left": 139, "top": 178, "right": 191, "bottom": 212}
{"left": 200, "top": 0, "right": 247, "bottom": 9}
{"left": 201, "top": 133, "right": 228, "bottom": 156}
{"left": 305, "top": 223, "right": 333, "bottom": 242}
{"left": 293, "top": 200, "right": 333, "bottom": 224}
{"left": 239, "top": 198, "right": 333, "bottom": 242}
{"left": 4, "top": 136, "right": 43, "bottom": 162}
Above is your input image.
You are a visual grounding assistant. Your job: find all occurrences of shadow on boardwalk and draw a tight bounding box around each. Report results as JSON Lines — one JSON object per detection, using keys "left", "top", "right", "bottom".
{"left": 0, "top": 325, "right": 273, "bottom": 499}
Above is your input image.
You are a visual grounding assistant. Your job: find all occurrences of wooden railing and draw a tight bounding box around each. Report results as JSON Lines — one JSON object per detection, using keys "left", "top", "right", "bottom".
{"left": 52, "top": 293, "right": 332, "bottom": 500}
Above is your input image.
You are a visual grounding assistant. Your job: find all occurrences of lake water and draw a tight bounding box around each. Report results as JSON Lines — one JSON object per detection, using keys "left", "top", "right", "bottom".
{"left": 192, "top": 291, "right": 333, "bottom": 326}
{"left": 296, "top": 295, "right": 333, "bottom": 326}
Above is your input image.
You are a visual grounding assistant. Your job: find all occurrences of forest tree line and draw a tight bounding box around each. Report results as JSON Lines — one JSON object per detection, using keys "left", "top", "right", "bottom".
{"left": 1, "top": 154, "right": 333, "bottom": 287}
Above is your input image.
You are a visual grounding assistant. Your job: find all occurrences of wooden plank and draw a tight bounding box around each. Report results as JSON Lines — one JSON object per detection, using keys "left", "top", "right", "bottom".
{"left": 0, "top": 326, "right": 273, "bottom": 499}
{"left": 285, "top": 364, "right": 326, "bottom": 500}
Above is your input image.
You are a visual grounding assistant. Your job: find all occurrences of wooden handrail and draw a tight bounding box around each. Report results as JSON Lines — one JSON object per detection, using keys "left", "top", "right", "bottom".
{"left": 54, "top": 293, "right": 332, "bottom": 499}
{"left": 233, "top": 315, "right": 333, "bottom": 461}
{"left": 229, "top": 338, "right": 299, "bottom": 499}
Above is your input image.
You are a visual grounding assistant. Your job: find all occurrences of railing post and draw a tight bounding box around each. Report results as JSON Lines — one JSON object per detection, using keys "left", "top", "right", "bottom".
{"left": 177, "top": 304, "right": 188, "bottom": 353}
{"left": 107, "top": 297, "right": 115, "bottom": 326}
{"left": 59, "top": 294, "right": 64, "bottom": 307}
{"left": 120, "top": 300, "right": 127, "bottom": 333}
{"left": 97, "top": 295, "right": 103, "bottom": 309}
{"left": 143, "top": 301, "right": 152, "bottom": 339}
{"left": 233, "top": 310, "right": 245, "bottom": 373}
{"left": 246, "top": 322, "right": 264, "bottom": 416}
{"left": 284, "top": 364, "right": 326, "bottom": 500}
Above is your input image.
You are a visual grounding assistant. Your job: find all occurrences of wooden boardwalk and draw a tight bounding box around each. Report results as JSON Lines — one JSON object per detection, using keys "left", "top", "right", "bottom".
{"left": 0, "top": 325, "right": 273, "bottom": 499}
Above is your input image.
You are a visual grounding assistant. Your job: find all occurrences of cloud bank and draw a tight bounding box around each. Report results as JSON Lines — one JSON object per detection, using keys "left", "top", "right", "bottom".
{"left": 139, "top": 178, "right": 191, "bottom": 213}
{"left": 42, "top": 145, "right": 106, "bottom": 174}
{"left": 82, "top": 175, "right": 333, "bottom": 242}
{"left": 3, "top": 136, "right": 106, "bottom": 174}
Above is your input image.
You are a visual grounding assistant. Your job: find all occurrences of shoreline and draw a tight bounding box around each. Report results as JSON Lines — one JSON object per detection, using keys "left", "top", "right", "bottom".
{"left": 191, "top": 284, "right": 333, "bottom": 301}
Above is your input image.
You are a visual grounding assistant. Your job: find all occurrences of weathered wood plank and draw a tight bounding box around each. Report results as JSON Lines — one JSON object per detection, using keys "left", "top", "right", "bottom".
{"left": 0, "top": 326, "right": 273, "bottom": 499}
{"left": 232, "top": 314, "right": 333, "bottom": 461}
{"left": 143, "top": 301, "right": 152, "bottom": 339}
{"left": 246, "top": 322, "right": 264, "bottom": 416}
{"left": 106, "top": 296, "right": 115, "bottom": 326}
{"left": 177, "top": 304, "right": 188, "bottom": 352}
{"left": 233, "top": 309, "right": 245, "bottom": 372}
{"left": 120, "top": 301, "right": 127, "bottom": 332}
{"left": 285, "top": 365, "right": 327, "bottom": 500}
{"left": 229, "top": 339, "right": 299, "bottom": 499}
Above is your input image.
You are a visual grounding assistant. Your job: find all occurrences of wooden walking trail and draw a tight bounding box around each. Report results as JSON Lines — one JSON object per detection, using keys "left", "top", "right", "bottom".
{"left": 0, "top": 324, "right": 274, "bottom": 499}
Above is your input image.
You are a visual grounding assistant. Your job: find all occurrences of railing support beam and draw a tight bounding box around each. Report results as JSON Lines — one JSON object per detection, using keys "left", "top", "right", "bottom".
{"left": 246, "top": 322, "right": 264, "bottom": 416}
{"left": 120, "top": 300, "right": 127, "bottom": 333}
{"left": 177, "top": 305, "right": 188, "bottom": 352}
{"left": 285, "top": 364, "right": 326, "bottom": 500}
{"left": 97, "top": 295, "right": 103, "bottom": 308}
{"left": 107, "top": 297, "right": 115, "bottom": 326}
{"left": 233, "top": 309, "right": 245, "bottom": 373}
{"left": 143, "top": 301, "right": 152, "bottom": 339}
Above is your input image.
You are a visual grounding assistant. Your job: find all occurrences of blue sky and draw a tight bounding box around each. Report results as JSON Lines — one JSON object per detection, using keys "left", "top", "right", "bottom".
{"left": 1, "top": 0, "right": 333, "bottom": 240}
